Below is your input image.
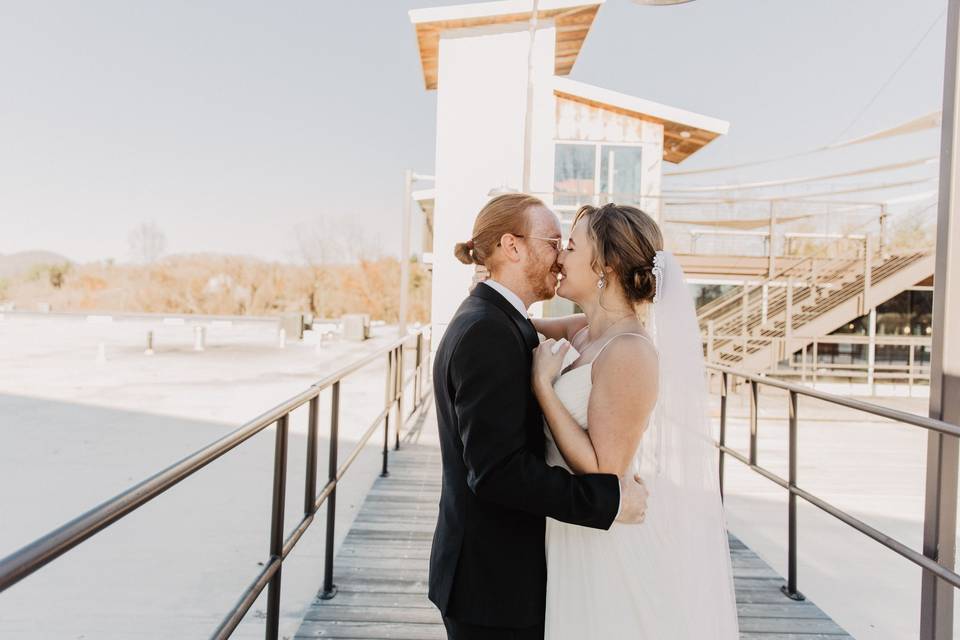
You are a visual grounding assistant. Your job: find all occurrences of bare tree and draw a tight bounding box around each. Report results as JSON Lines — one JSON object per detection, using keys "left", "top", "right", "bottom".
{"left": 294, "top": 214, "right": 380, "bottom": 267}
{"left": 128, "top": 221, "right": 167, "bottom": 263}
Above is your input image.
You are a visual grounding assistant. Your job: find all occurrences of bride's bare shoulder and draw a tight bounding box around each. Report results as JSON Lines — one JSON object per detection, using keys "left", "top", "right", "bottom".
{"left": 592, "top": 333, "right": 659, "bottom": 387}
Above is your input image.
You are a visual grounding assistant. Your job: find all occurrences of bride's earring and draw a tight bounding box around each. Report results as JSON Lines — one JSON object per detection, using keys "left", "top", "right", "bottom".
{"left": 596, "top": 275, "right": 605, "bottom": 290}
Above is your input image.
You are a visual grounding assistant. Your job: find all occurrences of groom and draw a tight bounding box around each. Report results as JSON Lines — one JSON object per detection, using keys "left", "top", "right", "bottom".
{"left": 429, "top": 194, "right": 649, "bottom": 640}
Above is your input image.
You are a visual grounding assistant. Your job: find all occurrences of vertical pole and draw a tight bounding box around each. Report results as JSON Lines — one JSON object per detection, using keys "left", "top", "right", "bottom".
{"left": 265, "top": 414, "right": 289, "bottom": 640}
{"left": 749, "top": 379, "right": 758, "bottom": 466}
{"left": 781, "top": 390, "right": 805, "bottom": 601}
{"left": 921, "top": 0, "right": 960, "bottom": 635}
{"left": 786, "top": 281, "right": 794, "bottom": 363}
{"left": 868, "top": 307, "right": 877, "bottom": 392}
{"left": 719, "top": 372, "right": 728, "bottom": 500}
{"left": 910, "top": 343, "right": 917, "bottom": 395}
{"left": 399, "top": 169, "right": 413, "bottom": 338}
{"left": 396, "top": 345, "right": 404, "bottom": 450}
{"left": 415, "top": 332, "right": 424, "bottom": 406}
{"left": 880, "top": 205, "right": 889, "bottom": 259}
{"left": 812, "top": 341, "right": 819, "bottom": 387}
{"left": 304, "top": 394, "right": 319, "bottom": 517}
{"left": 810, "top": 257, "right": 819, "bottom": 303}
{"left": 785, "top": 281, "right": 794, "bottom": 338}
{"left": 741, "top": 286, "right": 749, "bottom": 358}
{"left": 382, "top": 351, "right": 393, "bottom": 478}
{"left": 864, "top": 234, "right": 874, "bottom": 314}
{"left": 321, "top": 382, "right": 340, "bottom": 600}
{"left": 801, "top": 343, "right": 808, "bottom": 383}
{"left": 520, "top": 0, "right": 540, "bottom": 193}
{"left": 768, "top": 201, "right": 777, "bottom": 278}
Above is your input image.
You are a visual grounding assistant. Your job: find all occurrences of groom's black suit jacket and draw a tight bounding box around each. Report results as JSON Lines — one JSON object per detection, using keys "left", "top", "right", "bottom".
{"left": 428, "top": 283, "right": 620, "bottom": 629}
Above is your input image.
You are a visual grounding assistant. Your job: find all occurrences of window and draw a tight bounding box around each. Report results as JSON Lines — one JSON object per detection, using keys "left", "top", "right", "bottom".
{"left": 554, "top": 144, "right": 596, "bottom": 208}
{"left": 554, "top": 143, "right": 643, "bottom": 212}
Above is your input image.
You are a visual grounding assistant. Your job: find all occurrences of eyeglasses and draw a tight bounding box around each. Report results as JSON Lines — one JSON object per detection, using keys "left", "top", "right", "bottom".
{"left": 501, "top": 234, "right": 564, "bottom": 252}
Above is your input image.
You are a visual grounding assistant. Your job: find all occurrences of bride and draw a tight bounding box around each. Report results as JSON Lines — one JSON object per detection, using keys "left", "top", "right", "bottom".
{"left": 529, "top": 203, "right": 739, "bottom": 639}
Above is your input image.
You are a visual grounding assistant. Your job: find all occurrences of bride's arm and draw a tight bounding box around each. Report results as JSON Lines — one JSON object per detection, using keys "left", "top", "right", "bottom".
{"left": 586, "top": 336, "right": 659, "bottom": 475}
{"left": 531, "top": 313, "right": 587, "bottom": 342}
{"left": 532, "top": 335, "right": 658, "bottom": 475}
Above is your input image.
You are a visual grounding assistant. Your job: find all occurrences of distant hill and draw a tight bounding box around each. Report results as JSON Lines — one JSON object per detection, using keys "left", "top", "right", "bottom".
{"left": 0, "top": 251, "right": 71, "bottom": 278}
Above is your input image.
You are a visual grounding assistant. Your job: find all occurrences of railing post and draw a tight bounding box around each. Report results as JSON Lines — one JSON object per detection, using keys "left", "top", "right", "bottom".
{"left": 382, "top": 350, "right": 393, "bottom": 478}
{"left": 749, "top": 379, "right": 759, "bottom": 466}
{"left": 396, "top": 344, "right": 404, "bottom": 450}
{"left": 304, "top": 395, "right": 319, "bottom": 517}
{"left": 415, "top": 332, "right": 424, "bottom": 406}
{"left": 812, "top": 341, "right": 819, "bottom": 387}
{"left": 863, "top": 235, "right": 873, "bottom": 314}
{"left": 785, "top": 279, "right": 794, "bottom": 343}
{"left": 320, "top": 382, "right": 340, "bottom": 600}
{"left": 801, "top": 344, "right": 808, "bottom": 383}
{"left": 741, "top": 287, "right": 749, "bottom": 358}
{"left": 719, "top": 372, "right": 728, "bottom": 500}
{"left": 265, "top": 413, "right": 289, "bottom": 640}
{"left": 768, "top": 200, "right": 777, "bottom": 278}
{"left": 910, "top": 344, "right": 916, "bottom": 394}
{"left": 782, "top": 390, "right": 805, "bottom": 601}
{"left": 867, "top": 307, "right": 877, "bottom": 393}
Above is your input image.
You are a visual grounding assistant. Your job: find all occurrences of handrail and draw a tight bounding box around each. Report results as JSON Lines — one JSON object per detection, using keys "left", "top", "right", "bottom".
{"left": 0, "top": 326, "right": 433, "bottom": 640}
{"left": 707, "top": 363, "right": 960, "bottom": 603}
{"left": 709, "top": 364, "right": 960, "bottom": 437}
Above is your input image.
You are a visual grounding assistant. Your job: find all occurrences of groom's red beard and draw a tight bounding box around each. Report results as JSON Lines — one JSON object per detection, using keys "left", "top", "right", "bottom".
{"left": 524, "top": 259, "right": 558, "bottom": 302}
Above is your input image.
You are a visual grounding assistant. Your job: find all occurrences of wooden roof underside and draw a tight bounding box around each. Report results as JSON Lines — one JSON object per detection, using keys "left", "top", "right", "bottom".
{"left": 555, "top": 90, "right": 723, "bottom": 164}
{"left": 413, "top": 5, "right": 601, "bottom": 91}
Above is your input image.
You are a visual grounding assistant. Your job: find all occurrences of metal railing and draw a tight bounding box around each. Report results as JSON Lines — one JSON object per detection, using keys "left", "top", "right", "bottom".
{"left": 705, "top": 333, "right": 933, "bottom": 391}
{"left": 708, "top": 363, "right": 960, "bottom": 603}
{"left": 0, "top": 326, "right": 433, "bottom": 640}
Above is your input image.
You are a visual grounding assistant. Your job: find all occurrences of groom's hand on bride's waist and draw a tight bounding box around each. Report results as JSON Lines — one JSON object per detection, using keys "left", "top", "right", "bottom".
{"left": 615, "top": 474, "right": 648, "bottom": 524}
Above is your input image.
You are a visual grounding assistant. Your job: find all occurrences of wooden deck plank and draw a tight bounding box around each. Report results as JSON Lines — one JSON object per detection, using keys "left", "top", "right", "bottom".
{"left": 296, "top": 441, "right": 853, "bottom": 639}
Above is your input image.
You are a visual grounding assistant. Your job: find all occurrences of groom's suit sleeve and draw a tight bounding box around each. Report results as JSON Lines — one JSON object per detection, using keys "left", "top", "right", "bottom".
{"left": 451, "top": 320, "right": 619, "bottom": 530}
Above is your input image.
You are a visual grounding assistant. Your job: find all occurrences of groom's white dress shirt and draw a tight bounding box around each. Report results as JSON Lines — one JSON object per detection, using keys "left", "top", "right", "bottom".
{"left": 478, "top": 279, "right": 623, "bottom": 518}
{"left": 481, "top": 279, "right": 528, "bottom": 318}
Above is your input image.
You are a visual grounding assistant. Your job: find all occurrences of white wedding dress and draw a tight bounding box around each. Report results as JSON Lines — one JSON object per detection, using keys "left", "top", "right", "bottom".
{"left": 543, "top": 252, "right": 739, "bottom": 640}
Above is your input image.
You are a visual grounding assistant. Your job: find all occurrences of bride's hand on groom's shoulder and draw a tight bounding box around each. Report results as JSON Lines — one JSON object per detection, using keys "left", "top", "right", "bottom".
{"left": 531, "top": 338, "right": 571, "bottom": 393}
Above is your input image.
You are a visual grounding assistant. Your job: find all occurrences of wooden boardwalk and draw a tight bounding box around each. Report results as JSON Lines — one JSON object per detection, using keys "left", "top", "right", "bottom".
{"left": 296, "top": 413, "right": 853, "bottom": 639}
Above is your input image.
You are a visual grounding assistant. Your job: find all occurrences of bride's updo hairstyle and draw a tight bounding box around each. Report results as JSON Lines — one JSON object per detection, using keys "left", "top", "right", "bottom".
{"left": 572, "top": 202, "right": 664, "bottom": 305}
{"left": 454, "top": 193, "right": 544, "bottom": 267}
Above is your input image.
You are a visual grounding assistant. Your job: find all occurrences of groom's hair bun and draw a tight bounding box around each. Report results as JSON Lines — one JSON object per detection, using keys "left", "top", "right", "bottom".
{"left": 455, "top": 193, "right": 544, "bottom": 267}
{"left": 573, "top": 203, "right": 663, "bottom": 305}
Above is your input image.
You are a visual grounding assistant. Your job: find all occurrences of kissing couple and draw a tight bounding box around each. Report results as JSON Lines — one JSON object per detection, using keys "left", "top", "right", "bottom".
{"left": 429, "top": 194, "right": 739, "bottom": 639}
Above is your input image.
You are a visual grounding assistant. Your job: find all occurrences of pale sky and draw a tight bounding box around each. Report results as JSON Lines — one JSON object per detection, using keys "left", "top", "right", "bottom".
{"left": 0, "top": 0, "right": 948, "bottom": 263}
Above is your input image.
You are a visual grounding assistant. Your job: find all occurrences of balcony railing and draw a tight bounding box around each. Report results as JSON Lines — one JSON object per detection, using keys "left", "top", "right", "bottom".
{"left": 0, "top": 326, "right": 433, "bottom": 640}
{"left": 708, "top": 364, "right": 960, "bottom": 614}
